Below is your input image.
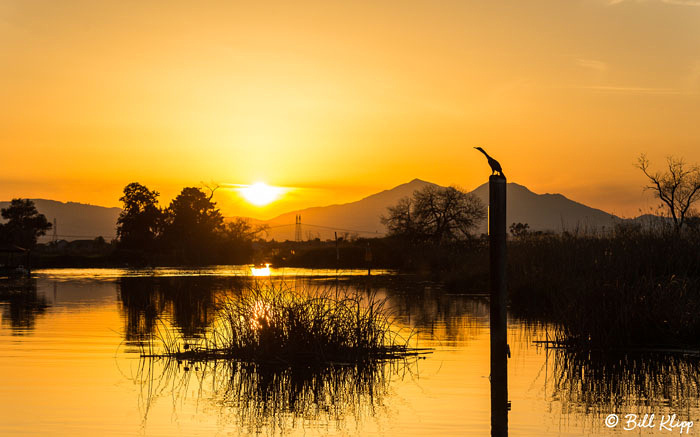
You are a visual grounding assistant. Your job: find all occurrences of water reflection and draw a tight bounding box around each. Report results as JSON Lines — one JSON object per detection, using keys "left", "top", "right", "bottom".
{"left": 549, "top": 349, "right": 700, "bottom": 415}
{"left": 118, "top": 276, "right": 245, "bottom": 341}
{"left": 112, "top": 274, "right": 700, "bottom": 435}
{"left": 118, "top": 275, "right": 487, "bottom": 345}
{"left": 332, "top": 277, "right": 490, "bottom": 345}
{"left": 138, "top": 349, "right": 413, "bottom": 434}
{"left": 0, "top": 278, "right": 48, "bottom": 333}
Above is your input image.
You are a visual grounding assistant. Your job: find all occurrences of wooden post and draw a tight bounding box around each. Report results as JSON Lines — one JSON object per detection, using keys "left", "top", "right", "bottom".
{"left": 25, "top": 248, "right": 31, "bottom": 277}
{"left": 364, "top": 242, "right": 372, "bottom": 276}
{"left": 335, "top": 232, "right": 340, "bottom": 262}
{"left": 489, "top": 174, "right": 509, "bottom": 437}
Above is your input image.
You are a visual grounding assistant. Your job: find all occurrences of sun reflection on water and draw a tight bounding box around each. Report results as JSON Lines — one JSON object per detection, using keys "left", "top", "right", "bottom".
{"left": 250, "top": 264, "right": 271, "bottom": 277}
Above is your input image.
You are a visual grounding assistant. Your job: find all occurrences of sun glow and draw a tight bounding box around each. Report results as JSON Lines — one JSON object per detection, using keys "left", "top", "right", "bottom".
{"left": 239, "top": 183, "right": 284, "bottom": 206}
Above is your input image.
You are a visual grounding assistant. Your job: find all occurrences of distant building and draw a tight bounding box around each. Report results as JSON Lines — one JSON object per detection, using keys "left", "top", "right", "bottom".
{"left": 0, "top": 244, "right": 29, "bottom": 276}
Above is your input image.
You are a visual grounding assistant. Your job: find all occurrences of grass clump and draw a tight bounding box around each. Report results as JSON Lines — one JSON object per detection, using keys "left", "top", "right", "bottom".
{"left": 147, "top": 281, "right": 423, "bottom": 364}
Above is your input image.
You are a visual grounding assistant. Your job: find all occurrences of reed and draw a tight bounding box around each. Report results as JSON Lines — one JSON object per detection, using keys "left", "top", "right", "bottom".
{"left": 145, "top": 281, "right": 424, "bottom": 364}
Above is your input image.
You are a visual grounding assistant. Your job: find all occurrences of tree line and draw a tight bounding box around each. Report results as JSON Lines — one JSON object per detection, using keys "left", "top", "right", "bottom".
{"left": 116, "top": 182, "right": 267, "bottom": 264}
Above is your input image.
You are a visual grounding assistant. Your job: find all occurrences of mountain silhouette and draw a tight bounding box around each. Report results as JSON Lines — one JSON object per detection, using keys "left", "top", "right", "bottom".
{"left": 0, "top": 199, "right": 120, "bottom": 242}
{"left": 258, "top": 179, "right": 618, "bottom": 240}
{"left": 469, "top": 182, "right": 617, "bottom": 235}
{"left": 2, "top": 179, "right": 622, "bottom": 242}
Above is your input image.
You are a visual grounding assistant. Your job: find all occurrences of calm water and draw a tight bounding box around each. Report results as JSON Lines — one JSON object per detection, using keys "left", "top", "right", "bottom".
{"left": 1, "top": 267, "right": 699, "bottom": 436}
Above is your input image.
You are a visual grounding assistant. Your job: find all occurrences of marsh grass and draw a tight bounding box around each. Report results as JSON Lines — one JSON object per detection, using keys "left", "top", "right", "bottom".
{"left": 508, "top": 229, "right": 700, "bottom": 349}
{"left": 143, "top": 281, "right": 425, "bottom": 364}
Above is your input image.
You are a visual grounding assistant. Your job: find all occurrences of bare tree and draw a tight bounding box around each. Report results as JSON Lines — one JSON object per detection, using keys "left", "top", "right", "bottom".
{"left": 636, "top": 154, "right": 700, "bottom": 231}
{"left": 381, "top": 185, "right": 486, "bottom": 243}
{"left": 200, "top": 181, "right": 221, "bottom": 201}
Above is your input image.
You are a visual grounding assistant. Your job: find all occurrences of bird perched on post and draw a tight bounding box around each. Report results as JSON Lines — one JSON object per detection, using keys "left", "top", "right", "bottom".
{"left": 474, "top": 147, "right": 505, "bottom": 178}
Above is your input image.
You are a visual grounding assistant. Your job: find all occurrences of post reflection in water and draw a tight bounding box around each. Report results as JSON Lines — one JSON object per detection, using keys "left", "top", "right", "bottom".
{"left": 491, "top": 350, "right": 508, "bottom": 437}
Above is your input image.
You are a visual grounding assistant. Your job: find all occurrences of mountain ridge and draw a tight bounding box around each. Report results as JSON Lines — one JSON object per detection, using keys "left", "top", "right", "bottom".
{"left": 0, "top": 199, "right": 121, "bottom": 242}
{"left": 3, "top": 180, "right": 629, "bottom": 241}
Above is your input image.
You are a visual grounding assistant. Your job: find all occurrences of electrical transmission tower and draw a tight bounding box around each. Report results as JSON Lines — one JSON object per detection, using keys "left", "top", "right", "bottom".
{"left": 295, "top": 214, "right": 302, "bottom": 242}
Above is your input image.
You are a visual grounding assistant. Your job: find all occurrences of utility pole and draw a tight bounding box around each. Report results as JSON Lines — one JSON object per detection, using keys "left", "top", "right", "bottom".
{"left": 295, "top": 214, "right": 302, "bottom": 242}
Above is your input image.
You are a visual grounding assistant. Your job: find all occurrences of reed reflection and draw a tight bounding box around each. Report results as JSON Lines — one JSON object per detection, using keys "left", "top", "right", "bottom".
{"left": 0, "top": 278, "right": 48, "bottom": 334}
{"left": 138, "top": 358, "right": 406, "bottom": 434}
{"left": 547, "top": 349, "right": 700, "bottom": 426}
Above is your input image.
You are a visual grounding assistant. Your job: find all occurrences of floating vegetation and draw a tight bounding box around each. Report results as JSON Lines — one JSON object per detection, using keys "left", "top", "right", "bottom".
{"left": 142, "top": 281, "right": 429, "bottom": 364}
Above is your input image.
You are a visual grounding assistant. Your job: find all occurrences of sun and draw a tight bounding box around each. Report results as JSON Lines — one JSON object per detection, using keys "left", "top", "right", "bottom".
{"left": 239, "top": 182, "right": 283, "bottom": 206}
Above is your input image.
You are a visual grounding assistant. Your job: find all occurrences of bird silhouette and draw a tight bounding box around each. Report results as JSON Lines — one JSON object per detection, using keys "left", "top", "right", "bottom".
{"left": 474, "top": 147, "right": 505, "bottom": 178}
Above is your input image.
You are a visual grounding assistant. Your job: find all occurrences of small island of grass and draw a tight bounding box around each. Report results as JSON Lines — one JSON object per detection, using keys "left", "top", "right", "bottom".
{"left": 144, "top": 282, "right": 429, "bottom": 365}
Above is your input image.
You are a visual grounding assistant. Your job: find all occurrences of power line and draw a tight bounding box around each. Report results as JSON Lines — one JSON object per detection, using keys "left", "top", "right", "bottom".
{"left": 39, "top": 221, "right": 382, "bottom": 240}
{"left": 265, "top": 222, "right": 382, "bottom": 236}
{"left": 302, "top": 223, "right": 381, "bottom": 235}
{"left": 40, "top": 234, "right": 116, "bottom": 239}
{"left": 226, "top": 219, "right": 382, "bottom": 234}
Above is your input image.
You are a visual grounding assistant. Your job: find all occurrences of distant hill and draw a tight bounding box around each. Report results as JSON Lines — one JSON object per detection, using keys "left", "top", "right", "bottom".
{"left": 0, "top": 199, "right": 120, "bottom": 242}
{"left": 258, "top": 179, "right": 620, "bottom": 241}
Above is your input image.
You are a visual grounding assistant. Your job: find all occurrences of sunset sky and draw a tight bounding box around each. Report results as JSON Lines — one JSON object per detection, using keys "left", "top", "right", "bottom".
{"left": 2, "top": 0, "right": 700, "bottom": 219}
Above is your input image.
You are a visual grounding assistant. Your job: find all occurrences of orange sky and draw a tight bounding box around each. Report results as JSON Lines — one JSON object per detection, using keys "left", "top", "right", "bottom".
{"left": 2, "top": 0, "right": 699, "bottom": 219}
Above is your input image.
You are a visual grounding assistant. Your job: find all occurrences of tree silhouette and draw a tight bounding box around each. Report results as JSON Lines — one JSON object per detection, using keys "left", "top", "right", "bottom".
{"left": 0, "top": 199, "right": 52, "bottom": 248}
{"left": 381, "top": 185, "right": 486, "bottom": 244}
{"left": 509, "top": 222, "right": 530, "bottom": 239}
{"left": 116, "top": 183, "right": 163, "bottom": 251}
{"left": 637, "top": 154, "right": 700, "bottom": 232}
{"left": 162, "top": 187, "right": 224, "bottom": 263}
